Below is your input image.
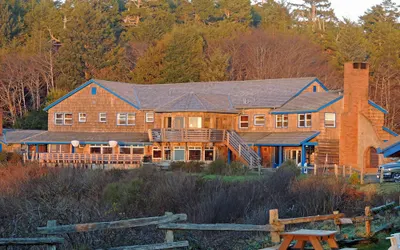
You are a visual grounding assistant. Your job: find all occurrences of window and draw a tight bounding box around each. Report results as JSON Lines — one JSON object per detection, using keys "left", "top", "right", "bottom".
{"left": 91, "top": 87, "right": 97, "bottom": 95}
{"left": 204, "top": 147, "right": 214, "bottom": 161}
{"left": 325, "top": 113, "right": 336, "bottom": 128}
{"left": 204, "top": 117, "right": 211, "bottom": 128}
{"left": 174, "top": 117, "right": 185, "bottom": 129}
{"left": 117, "top": 113, "right": 135, "bottom": 125}
{"left": 188, "top": 147, "right": 201, "bottom": 161}
{"left": 254, "top": 115, "right": 265, "bottom": 126}
{"left": 173, "top": 146, "right": 185, "bottom": 161}
{"left": 239, "top": 115, "right": 249, "bottom": 128}
{"left": 99, "top": 113, "right": 107, "bottom": 123}
{"left": 54, "top": 113, "right": 72, "bottom": 125}
{"left": 79, "top": 113, "right": 86, "bottom": 123}
{"left": 90, "top": 144, "right": 112, "bottom": 154}
{"left": 298, "top": 113, "right": 312, "bottom": 128}
{"left": 165, "top": 117, "right": 172, "bottom": 128}
{"left": 153, "top": 147, "right": 162, "bottom": 159}
{"left": 164, "top": 147, "right": 171, "bottom": 160}
{"left": 313, "top": 86, "right": 317, "bottom": 92}
{"left": 54, "top": 113, "right": 64, "bottom": 125}
{"left": 120, "top": 146, "right": 144, "bottom": 154}
{"left": 146, "top": 112, "right": 154, "bottom": 123}
{"left": 119, "top": 146, "right": 131, "bottom": 154}
{"left": 276, "top": 114, "right": 288, "bottom": 128}
{"left": 189, "top": 117, "right": 202, "bottom": 128}
{"left": 49, "top": 144, "right": 70, "bottom": 153}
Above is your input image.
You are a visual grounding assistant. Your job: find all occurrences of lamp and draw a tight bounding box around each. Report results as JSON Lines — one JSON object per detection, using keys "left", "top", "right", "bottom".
{"left": 109, "top": 140, "right": 118, "bottom": 147}
{"left": 71, "top": 140, "right": 80, "bottom": 148}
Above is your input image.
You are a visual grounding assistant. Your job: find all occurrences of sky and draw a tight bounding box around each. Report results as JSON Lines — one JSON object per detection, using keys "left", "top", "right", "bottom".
{"left": 289, "top": 0, "right": 400, "bottom": 22}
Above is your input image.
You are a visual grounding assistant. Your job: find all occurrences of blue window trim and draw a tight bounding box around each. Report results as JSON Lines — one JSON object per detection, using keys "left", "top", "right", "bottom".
{"left": 253, "top": 114, "right": 265, "bottom": 126}
{"left": 313, "top": 86, "right": 317, "bottom": 92}
{"left": 324, "top": 112, "right": 336, "bottom": 128}
{"left": 91, "top": 87, "right": 97, "bottom": 95}
{"left": 297, "top": 113, "right": 312, "bottom": 128}
{"left": 43, "top": 79, "right": 141, "bottom": 111}
{"left": 271, "top": 95, "right": 343, "bottom": 114}
{"left": 382, "top": 126, "right": 398, "bottom": 137}
{"left": 368, "top": 100, "right": 388, "bottom": 114}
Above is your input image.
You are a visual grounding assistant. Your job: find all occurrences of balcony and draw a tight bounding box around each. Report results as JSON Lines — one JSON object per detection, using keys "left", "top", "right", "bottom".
{"left": 149, "top": 129, "right": 226, "bottom": 143}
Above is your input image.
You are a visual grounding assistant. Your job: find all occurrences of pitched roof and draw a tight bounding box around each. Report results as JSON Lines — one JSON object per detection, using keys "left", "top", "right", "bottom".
{"left": 378, "top": 136, "right": 400, "bottom": 158}
{"left": 238, "top": 131, "right": 320, "bottom": 146}
{"left": 94, "top": 77, "right": 320, "bottom": 110}
{"left": 272, "top": 92, "right": 343, "bottom": 114}
{"left": 0, "top": 129, "right": 46, "bottom": 144}
{"left": 155, "top": 92, "right": 236, "bottom": 113}
{"left": 2, "top": 131, "right": 150, "bottom": 145}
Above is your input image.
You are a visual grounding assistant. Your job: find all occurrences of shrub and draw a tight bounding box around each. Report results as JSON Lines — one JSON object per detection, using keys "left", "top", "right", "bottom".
{"left": 170, "top": 161, "right": 186, "bottom": 171}
{"left": 207, "top": 158, "right": 227, "bottom": 175}
{"left": 348, "top": 172, "right": 360, "bottom": 185}
{"left": 184, "top": 161, "right": 205, "bottom": 173}
{"left": 0, "top": 152, "right": 7, "bottom": 162}
{"left": 277, "top": 160, "right": 301, "bottom": 176}
{"left": 228, "top": 161, "right": 248, "bottom": 175}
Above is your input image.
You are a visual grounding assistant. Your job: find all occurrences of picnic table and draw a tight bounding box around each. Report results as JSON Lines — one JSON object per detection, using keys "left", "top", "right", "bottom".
{"left": 279, "top": 229, "right": 339, "bottom": 250}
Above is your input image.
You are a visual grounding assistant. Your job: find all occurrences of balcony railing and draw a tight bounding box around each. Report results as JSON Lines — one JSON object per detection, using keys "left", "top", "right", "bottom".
{"left": 149, "top": 129, "right": 225, "bottom": 142}
{"left": 37, "top": 153, "right": 143, "bottom": 165}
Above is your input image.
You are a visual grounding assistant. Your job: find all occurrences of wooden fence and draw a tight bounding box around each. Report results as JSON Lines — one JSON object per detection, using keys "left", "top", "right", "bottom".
{"left": 305, "top": 164, "right": 365, "bottom": 183}
{"left": 1, "top": 202, "right": 398, "bottom": 249}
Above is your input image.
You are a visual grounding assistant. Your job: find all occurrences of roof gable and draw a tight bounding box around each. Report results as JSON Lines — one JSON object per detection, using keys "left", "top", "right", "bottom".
{"left": 271, "top": 92, "right": 343, "bottom": 114}
{"left": 43, "top": 79, "right": 141, "bottom": 111}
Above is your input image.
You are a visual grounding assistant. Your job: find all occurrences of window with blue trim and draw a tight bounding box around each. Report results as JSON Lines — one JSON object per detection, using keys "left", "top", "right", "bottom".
{"left": 91, "top": 87, "right": 97, "bottom": 95}
{"left": 313, "top": 86, "right": 317, "bottom": 92}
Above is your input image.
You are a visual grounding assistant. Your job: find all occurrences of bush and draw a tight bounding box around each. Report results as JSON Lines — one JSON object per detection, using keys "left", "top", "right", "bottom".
{"left": 228, "top": 161, "right": 249, "bottom": 175}
{"left": 348, "top": 172, "right": 360, "bottom": 185}
{"left": 169, "top": 161, "right": 205, "bottom": 173}
{"left": 0, "top": 152, "right": 7, "bottom": 162}
{"left": 277, "top": 160, "right": 301, "bottom": 177}
{"left": 207, "top": 158, "right": 227, "bottom": 175}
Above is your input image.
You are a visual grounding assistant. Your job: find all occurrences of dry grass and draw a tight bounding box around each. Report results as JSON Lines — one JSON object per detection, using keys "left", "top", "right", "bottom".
{"left": 0, "top": 163, "right": 398, "bottom": 249}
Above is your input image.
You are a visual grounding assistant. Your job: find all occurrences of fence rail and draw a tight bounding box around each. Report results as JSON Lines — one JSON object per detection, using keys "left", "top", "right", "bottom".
{"left": 3, "top": 201, "right": 398, "bottom": 249}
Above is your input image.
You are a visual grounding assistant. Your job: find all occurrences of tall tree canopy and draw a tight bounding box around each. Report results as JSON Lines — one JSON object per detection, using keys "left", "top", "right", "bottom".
{"left": 0, "top": 0, "right": 399, "bottom": 132}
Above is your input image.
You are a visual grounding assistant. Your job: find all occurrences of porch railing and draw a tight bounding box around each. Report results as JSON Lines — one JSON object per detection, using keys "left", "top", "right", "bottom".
{"left": 149, "top": 129, "right": 225, "bottom": 142}
{"left": 38, "top": 153, "right": 143, "bottom": 164}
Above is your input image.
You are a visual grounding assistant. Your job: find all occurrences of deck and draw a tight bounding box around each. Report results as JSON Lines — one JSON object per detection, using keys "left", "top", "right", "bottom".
{"left": 149, "top": 129, "right": 225, "bottom": 142}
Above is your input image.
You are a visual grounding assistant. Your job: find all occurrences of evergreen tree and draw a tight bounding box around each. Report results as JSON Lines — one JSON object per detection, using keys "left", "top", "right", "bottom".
{"left": 0, "top": 0, "right": 25, "bottom": 49}
{"left": 252, "top": 0, "right": 292, "bottom": 31}
{"left": 336, "top": 20, "right": 367, "bottom": 65}
{"left": 291, "top": 0, "right": 336, "bottom": 31}
{"left": 218, "top": 0, "right": 251, "bottom": 24}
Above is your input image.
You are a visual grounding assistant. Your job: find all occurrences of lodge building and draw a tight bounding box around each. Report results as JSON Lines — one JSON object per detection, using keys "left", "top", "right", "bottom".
{"left": 0, "top": 62, "right": 398, "bottom": 172}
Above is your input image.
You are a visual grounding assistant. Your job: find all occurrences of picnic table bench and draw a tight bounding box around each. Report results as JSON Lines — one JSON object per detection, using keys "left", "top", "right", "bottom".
{"left": 279, "top": 229, "right": 339, "bottom": 250}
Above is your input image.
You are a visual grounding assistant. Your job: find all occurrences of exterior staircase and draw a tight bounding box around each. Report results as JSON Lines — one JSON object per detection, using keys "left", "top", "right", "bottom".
{"left": 225, "top": 130, "right": 262, "bottom": 169}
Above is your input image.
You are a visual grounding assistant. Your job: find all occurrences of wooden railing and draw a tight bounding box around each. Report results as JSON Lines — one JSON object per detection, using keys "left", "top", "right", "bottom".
{"left": 38, "top": 153, "right": 143, "bottom": 165}
{"left": 226, "top": 130, "right": 262, "bottom": 169}
{"left": 149, "top": 128, "right": 225, "bottom": 142}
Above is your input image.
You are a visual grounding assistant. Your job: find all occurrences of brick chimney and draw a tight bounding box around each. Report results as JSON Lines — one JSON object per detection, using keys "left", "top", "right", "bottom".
{"left": 339, "top": 62, "right": 370, "bottom": 167}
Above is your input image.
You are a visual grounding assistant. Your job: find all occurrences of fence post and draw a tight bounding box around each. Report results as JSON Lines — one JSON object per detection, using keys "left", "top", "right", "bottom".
{"left": 46, "top": 220, "right": 57, "bottom": 250}
{"left": 380, "top": 168, "right": 384, "bottom": 183}
{"left": 360, "top": 167, "right": 364, "bottom": 185}
{"left": 269, "top": 209, "right": 282, "bottom": 244}
{"left": 334, "top": 164, "right": 338, "bottom": 178}
{"left": 333, "top": 210, "right": 341, "bottom": 233}
{"left": 164, "top": 212, "right": 174, "bottom": 243}
{"left": 314, "top": 164, "right": 317, "bottom": 176}
{"left": 365, "top": 206, "right": 371, "bottom": 237}
{"left": 342, "top": 165, "right": 346, "bottom": 177}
